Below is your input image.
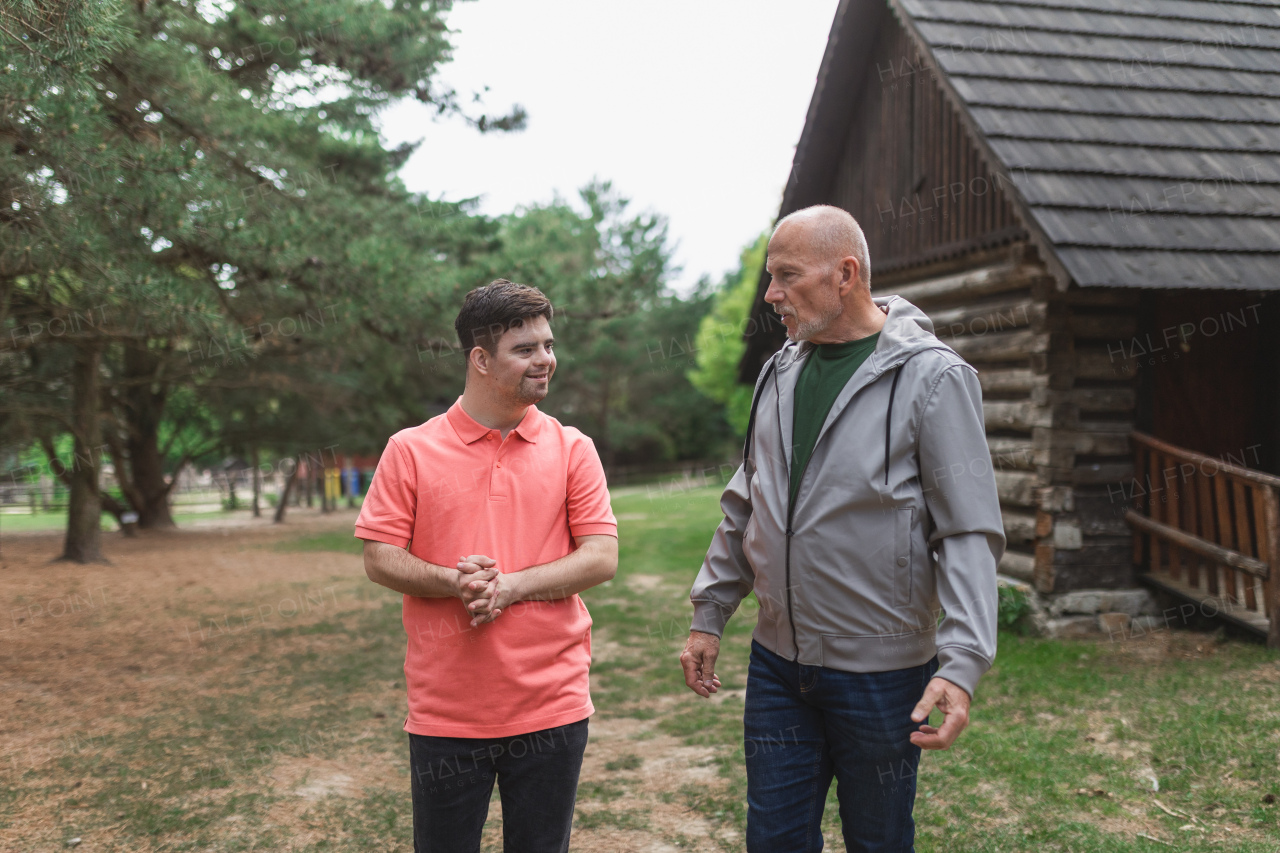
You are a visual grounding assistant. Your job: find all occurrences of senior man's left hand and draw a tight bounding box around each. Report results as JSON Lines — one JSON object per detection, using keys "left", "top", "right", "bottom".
{"left": 909, "top": 676, "right": 970, "bottom": 750}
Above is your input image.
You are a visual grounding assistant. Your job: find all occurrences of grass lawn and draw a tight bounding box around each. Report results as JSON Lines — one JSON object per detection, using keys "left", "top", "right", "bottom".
{"left": 1, "top": 497, "right": 364, "bottom": 534}
{"left": 594, "top": 487, "right": 1280, "bottom": 851}
{"left": 0, "top": 508, "right": 245, "bottom": 534}
{"left": 3, "top": 483, "right": 1277, "bottom": 850}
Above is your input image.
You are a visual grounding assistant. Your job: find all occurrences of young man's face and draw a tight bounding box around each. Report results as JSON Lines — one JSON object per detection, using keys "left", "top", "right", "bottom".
{"left": 480, "top": 315, "right": 556, "bottom": 405}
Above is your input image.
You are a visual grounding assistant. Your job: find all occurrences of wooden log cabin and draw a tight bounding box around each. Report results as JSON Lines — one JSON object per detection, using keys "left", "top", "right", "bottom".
{"left": 740, "top": 0, "right": 1280, "bottom": 645}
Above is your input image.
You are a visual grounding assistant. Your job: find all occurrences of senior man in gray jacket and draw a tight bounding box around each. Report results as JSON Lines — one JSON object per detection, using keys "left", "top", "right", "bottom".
{"left": 681, "top": 205, "right": 1005, "bottom": 853}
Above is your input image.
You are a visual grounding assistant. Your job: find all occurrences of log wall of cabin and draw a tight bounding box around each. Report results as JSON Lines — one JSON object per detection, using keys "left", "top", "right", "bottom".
{"left": 872, "top": 244, "right": 1143, "bottom": 594}
{"left": 1042, "top": 283, "right": 1142, "bottom": 593}
{"left": 811, "top": 4, "right": 1147, "bottom": 594}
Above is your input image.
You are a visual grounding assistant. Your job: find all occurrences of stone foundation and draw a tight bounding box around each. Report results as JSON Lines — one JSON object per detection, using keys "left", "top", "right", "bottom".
{"left": 997, "top": 575, "right": 1163, "bottom": 640}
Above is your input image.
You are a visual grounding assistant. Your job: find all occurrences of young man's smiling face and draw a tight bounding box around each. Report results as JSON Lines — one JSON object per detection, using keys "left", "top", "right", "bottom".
{"left": 485, "top": 315, "right": 556, "bottom": 405}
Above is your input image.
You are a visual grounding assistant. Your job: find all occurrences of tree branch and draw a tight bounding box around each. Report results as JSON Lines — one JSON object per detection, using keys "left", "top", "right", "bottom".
{"left": 39, "top": 435, "right": 72, "bottom": 489}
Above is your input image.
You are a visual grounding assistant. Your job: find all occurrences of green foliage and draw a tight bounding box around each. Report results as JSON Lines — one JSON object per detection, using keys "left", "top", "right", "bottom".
{"left": 997, "top": 583, "right": 1034, "bottom": 633}
{"left": 1, "top": 0, "right": 741, "bottom": 551}
{"left": 688, "top": 232, "right": 769, "bottom": 435}
{"left": 0, "top": 0, "right": 513, "bottom": 527}
{"left": 491, "top": 183, "right": 734, "bottom": 465}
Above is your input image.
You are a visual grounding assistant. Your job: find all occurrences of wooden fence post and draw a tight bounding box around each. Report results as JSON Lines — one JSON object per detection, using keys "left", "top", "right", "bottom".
{"left": 1264, "top": 487, "right": 1280, "bottom": 649}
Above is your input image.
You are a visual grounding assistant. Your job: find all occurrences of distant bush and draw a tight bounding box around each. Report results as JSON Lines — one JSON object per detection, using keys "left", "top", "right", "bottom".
{"left": 998, "top": 585, "right": 1034, "bottom": 634}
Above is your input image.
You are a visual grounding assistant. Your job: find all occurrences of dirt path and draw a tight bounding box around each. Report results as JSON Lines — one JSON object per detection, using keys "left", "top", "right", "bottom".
{"left": 0, "top": 511, "right": 739, "bottom": 851}
{"left": 5, "top": 511, "right": 1276, "bottom": 851}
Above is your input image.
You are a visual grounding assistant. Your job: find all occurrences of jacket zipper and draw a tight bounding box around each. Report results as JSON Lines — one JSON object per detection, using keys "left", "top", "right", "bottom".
{"left": 784, "top": 509, "right": 799, "bottom": 662}
{"left": 780, "top": 351, "right": 919, "bottom": 663}
{"left": 783, "top": 371, "right": 812, "bottom": 664}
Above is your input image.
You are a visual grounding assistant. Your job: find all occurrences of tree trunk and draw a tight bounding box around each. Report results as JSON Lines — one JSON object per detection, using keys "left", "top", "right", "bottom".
{"left": 251, "top": 445, "right": 261, "bottom": 518}
{"left": 273, "top": 464, "right": 298, "bottom": 523}
{"left": 304, "top": 461, "right": 313, "bottom": 507}
{"left": 117, "top": 345, "right": 177, "bottom": 528}
{"left": 320, "top": 463, "right": 331, "bottom": 513}
{"left": 61, "top": 344, "right": 106, "bottom": 563}
{"left": 100, "top": 491, "right": 137, "bottom": 537}
{"left": 127, "top": 431, "right": 177, "bottom": 528}
{"left": 43, "top": 433, "right": 133, "bottom": 538}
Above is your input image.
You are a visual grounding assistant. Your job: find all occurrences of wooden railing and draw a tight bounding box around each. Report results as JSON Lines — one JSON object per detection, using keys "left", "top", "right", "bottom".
{"left": 1127, "top": 430, "right": 1280, "bottom": 647}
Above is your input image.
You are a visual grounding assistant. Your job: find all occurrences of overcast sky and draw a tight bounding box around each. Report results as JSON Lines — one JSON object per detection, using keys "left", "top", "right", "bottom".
{"left": 375, "top": 0, "right": 841, "bottom": 293}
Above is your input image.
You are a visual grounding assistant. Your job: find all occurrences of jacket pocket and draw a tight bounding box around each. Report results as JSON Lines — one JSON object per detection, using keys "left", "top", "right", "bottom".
{"left": 894, "top": 506, "right": 914, "bottom": 606}
{"left": 742, "top": 511, "right": 758, "bottom": 555}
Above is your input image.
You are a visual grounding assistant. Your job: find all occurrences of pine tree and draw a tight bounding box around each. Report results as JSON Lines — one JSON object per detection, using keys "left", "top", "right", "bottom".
{"left": 1, "top": 0, "right": 519, "bottom": 559}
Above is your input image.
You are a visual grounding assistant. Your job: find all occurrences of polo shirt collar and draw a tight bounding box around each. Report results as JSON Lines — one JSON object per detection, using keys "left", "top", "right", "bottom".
{"left": 447, "top": 398, "right": 542, "bottom": 444}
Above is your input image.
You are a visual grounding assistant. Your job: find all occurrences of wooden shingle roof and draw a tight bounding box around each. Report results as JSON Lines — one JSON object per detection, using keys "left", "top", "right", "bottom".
{"left": 895, "top": 0, "right": 1280, "bottom": 288}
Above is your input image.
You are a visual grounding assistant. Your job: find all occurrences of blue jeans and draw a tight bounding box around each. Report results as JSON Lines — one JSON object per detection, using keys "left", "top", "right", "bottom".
{"left": 745, "top": 639, "right": 939, "bottom": 853}
{"left": 408, "top": 718, "right": 589, "bottom": 852}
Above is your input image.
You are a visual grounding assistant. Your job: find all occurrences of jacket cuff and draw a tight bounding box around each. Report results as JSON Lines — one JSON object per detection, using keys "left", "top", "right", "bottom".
{"left": 934, "top": 645, "right": 992, "bottom": 700}
{"left": 690, "top": 599, "right": 734, "bottom": 638}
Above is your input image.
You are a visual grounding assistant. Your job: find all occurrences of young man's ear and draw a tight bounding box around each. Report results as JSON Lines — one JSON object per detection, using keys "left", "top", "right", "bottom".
{"left": 468, "top": 345, "right": 490, "bottom": 377}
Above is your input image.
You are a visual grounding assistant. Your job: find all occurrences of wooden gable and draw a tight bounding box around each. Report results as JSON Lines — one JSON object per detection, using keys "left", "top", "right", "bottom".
{"left": 829, "top": 13, "right": 1024, "bottom": 274}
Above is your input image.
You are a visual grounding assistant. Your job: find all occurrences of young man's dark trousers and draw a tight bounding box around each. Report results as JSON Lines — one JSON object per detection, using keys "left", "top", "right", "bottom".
{"left": 409, "top": 718, "right": 589, "bottom": 852}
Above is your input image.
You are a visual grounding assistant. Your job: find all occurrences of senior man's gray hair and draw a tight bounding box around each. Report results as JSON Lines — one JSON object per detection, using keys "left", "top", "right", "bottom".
{"left": 774, "top": 204, "right": 871, "bottom": 289}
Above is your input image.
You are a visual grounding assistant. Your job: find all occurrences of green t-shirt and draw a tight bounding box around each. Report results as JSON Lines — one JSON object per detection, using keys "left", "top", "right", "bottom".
{"left": 788, "top": 332, "right": 881, "bottom": 508}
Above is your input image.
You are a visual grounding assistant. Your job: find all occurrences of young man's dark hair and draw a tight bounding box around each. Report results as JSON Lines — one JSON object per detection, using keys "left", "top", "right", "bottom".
{"left": 454, "top": 279, "right": 554, "bottom": 356}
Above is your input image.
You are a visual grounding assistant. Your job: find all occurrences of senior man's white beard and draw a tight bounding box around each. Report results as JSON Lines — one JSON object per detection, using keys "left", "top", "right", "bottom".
{"left": 781, "top": 297, "right": 845, "bottom": 342}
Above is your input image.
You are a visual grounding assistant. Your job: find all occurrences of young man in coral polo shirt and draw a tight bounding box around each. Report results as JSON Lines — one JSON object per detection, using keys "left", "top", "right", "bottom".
{"left": 355, "top": 280, "right": 618, "bottom": 852}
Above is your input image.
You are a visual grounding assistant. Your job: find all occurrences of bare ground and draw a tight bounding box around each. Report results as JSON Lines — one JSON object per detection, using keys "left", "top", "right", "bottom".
{"left": 4, "top": 512, "right": 1276, "bottom": 851}
{"left": 0, "top": 511, "right": 735, "bottom": 851}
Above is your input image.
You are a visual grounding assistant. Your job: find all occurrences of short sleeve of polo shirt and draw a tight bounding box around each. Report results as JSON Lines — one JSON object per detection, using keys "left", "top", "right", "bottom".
{"left": 354, "top": 438, "right": 416, "bottom": 548}
{"left": 567, "top": 437, "right": 618, "bottom": 538}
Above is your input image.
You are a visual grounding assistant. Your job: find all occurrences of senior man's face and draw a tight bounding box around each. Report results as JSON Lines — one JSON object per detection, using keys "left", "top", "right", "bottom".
{"left": 763, "top": 223, "right": 844, "bottom": 342}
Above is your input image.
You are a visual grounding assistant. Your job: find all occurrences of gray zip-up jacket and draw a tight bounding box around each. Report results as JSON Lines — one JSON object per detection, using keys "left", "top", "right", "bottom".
{"left": 689, "top": 294, "right": 1005, "bottom": 698}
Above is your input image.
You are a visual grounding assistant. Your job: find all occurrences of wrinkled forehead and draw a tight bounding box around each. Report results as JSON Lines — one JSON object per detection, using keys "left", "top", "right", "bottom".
{"left": 768, "top": 220, "right": 823, "bottom": 268}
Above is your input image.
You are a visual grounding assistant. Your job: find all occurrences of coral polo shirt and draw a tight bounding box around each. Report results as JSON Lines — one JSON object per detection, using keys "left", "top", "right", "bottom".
{"left": 354, "top": 398, "right": 617, "bottom": 739}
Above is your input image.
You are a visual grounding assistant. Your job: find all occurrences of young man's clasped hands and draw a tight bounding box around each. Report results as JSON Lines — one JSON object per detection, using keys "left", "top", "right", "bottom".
{"left": 461, "top": 536, "right": 617, "bottom": 626}
{"left": 456, "top": 554, "right": 501, "bottom": 626}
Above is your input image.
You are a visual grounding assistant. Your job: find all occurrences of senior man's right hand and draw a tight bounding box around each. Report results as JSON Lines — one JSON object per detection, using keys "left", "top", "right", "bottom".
{"left": 680, "top": 631, "right": 723, "bottom": 698}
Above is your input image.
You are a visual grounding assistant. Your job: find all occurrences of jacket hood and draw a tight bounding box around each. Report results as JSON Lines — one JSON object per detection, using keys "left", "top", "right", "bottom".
{"left": 772, "top": 294, "right": 949, "bottom": 374}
